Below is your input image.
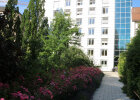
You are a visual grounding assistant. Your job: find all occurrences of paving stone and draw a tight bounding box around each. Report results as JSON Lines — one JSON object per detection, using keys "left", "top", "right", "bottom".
{"left": 91, "top": 72, "right": 133, "bottom": 100}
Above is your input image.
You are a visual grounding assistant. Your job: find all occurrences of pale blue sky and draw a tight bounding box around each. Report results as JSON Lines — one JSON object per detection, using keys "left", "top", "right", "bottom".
{"left": 0, "top": 0, "right": 140, "bottom": 14}
{"left": 133, "top": 0, "right": 140, "bottom": 7}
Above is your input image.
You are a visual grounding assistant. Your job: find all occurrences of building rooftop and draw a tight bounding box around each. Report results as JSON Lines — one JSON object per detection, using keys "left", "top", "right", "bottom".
{"left": 132, "top": 7, "right": 140, "bottom": 22}
{"left": 0, "top": 7, "right": 5, "bottom": 12}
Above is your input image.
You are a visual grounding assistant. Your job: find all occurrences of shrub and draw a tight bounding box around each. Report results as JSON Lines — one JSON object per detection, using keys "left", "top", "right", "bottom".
{"left": 60, "top": 46, "right": 94, "bottom": 68}
{"left": 119, "top": 28, "right": 140, "bottom": 100}
{"left": 0, "top": 66, "right": 103, "bottom": 100}
{"left": 118, "top": 52, "right": 126, "bottom": 77}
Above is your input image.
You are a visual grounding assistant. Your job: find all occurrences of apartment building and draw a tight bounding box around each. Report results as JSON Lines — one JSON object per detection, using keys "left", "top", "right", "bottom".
{"left": 45, "top": 0, "right": 133, "bottom": 71}
{"left": 0, "top": 7, "right": 5, "bottom": 16}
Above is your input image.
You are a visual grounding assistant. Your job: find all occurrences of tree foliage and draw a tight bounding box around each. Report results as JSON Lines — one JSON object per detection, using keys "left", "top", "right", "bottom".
{"left": 60, "top": 46, "right": 94, "bottom": 68}
{"left": 0, "top": 0, "right": 22, "bottom": 82}
{"left": 119, "top": 28, "right": 140, "bottom": 100}
{"left": 21, "top": 0, "right": 48, "bottom": 72}
{"left": 118, "top": 52, "right": 126, "bottom": 77}
{"left": 39, "top": 11, "right": 81, "bottom": 69}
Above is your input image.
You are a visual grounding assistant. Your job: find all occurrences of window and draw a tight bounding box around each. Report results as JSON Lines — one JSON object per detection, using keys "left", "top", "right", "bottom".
{"left": 76, "top": 8, "right": 83, "bottom": 15}
{"left": 89, "top": 0, "right": 95, "bottom": 5}
{"left": 103, "top": 0, "right": 109, "bottom": 4}
{"left": 103, "top": 7, "right": 108, "bottom": 14}
{"left": 77, "top": 0, "right": 83, "bottom": 6}
{"left": 88, "top": 28, "right": 94, "bottom": 35}
{"left": 89, "top": 18, "right": 95, "bottom": 24}
{"left": 102, "top": 17, "right": 108, "bottom": 24}
{"left": 76, "top": 18, "right": 82, "bottom": 25}
{"left": 101, "top": 49, "right": 107, "bottom": 56}
{"left": 53, "top": 10, "right": 59, "bottom": 15}
{"left": 88, "top": 38, "right": 94, "bottom": 45}
{"left": 89, "top": 7, "right": 95, "bottom": 15}
{"left": 88, "top": 49, "right": 94, "bottom": 56}
{"left": 54, "top": 1, "right": 59, "bottom": 9}
{"left": 101, "top": 38, "right": 108, "bottom": 45}
{"left": 65, "top": 9, "right": 71, "bottom": 15}
{"left": 102, "top": 28, "right": 108, "bottom": 34}
{"left": 65, "top": 0, "right": 70, "bottom": 6}
{"left": 79, "top": 28, "right": 82, "bottom": 33}
{"left": 101, "top": 60, "right": 107, "bottom": 66}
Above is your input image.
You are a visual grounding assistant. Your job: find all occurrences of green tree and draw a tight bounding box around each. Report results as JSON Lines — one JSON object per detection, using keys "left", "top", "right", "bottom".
{"left": 0, "top": 0, "right": 22, "bottom": 82}
{"left": 60, "top": 46, "right": 94, "bottom": 68}
{"left": 118, "top": 52, "right": 126, "bottom": 77}
{"left": 21, "top": 0, "right": 48, "bottom": 72}
{"left": 121, "top": 28, "right": 140, "bottom": 100}
{"left": 41, "top": 11, "right": 81, "bottom": 69}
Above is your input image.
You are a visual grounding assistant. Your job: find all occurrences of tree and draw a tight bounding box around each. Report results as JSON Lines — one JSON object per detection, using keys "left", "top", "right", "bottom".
{"left": 118, "top": 52, "right": 126, "bottom": 77}
{"left": 0, "top": 0, "right": 22, "bottom": 82}
{"left": 41, "top": 11, "right": 81, "bottom": 69}
{"left": 21, "top": 0, "right": 48, "bottom": 72}
{"left": 120, "top": 28, "right": 140, "bottom": 100}
{"left": 60, "top": 46, "right": 94, "bottom": 68}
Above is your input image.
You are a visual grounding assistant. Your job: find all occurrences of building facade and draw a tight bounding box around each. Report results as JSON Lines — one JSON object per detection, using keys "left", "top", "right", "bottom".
{"left": 0, "top": 7, "right": 5, "bottom": 16}
{"left": 132, "top": 7, "right": 140, "bottom": 35}
{"left": 45, "top": 0, "right": 133, "bottom": 71}
{"left": 114, "top": 0, "right": 133, "bottom": 66}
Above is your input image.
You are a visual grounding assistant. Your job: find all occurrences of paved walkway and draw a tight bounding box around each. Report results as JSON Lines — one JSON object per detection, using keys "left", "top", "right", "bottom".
{"left": 91, "top": 72, "right": 133, "bottom": 100}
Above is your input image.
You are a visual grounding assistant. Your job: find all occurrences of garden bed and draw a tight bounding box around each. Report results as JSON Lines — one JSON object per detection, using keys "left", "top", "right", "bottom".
{"left": 0, "top": 66, "right": 104, "bottom": 100}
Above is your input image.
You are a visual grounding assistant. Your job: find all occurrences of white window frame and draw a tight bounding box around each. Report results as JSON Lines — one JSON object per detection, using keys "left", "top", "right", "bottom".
{"left": 103, "top": 0, "right": 109, "bottom": 4}
{"left": 101, "top": 49, "right": 107, "bottom": 56}
{"left": 89, "top": 17, "right": 95, "bottom": 24}
{"left": 65, "top": 9, "right": 71, "bottom": 15}
{"left": 88, "top": 38, "right": 94, "bottom": 45}
{"left": 89, "top": 7, "right": 95, "bottom": 15}
{"left": 101, "top": 38, "right": 108, "bottom": 45}
{"left": 102, "top": 28, "right": 108, "bottom": 35}
{"left": 65, "top": 0, "right": 70, "bottom": 6}
{"left": 89, "top": 0, "right": 95, "bottom": 5}
{"left": 76, "top": 18, "right": 82, "bottom": 25}
{"left": 88, "top": 49, "right": 94, "bottom": 56}
{"left": 101, "top": 60, "right": 107, "bottom": 66}
{"left": 76, "top": 8, "right": 83, "bottom": 15}
{"left": 53, "top": 10, "right": 59, "bottom": 15}
{"left": 102, "top": 17, "right": 108, "bottom": 24}
{"left": 103, "top": 7, "right": 108, "bottom": 14}
{"left": 77, "top": 0, "right": 83, "bottom": 6}
{"left": 79, "top": 28, "right": 82, "bottom": 33}
{"left": 88, "top": 28, "right": 94, "bottom": 35}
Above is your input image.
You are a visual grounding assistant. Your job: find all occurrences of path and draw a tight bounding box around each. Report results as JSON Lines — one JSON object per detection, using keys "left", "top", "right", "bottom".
{"left": 91, "top": 72, "right": 133, "bottom": 100}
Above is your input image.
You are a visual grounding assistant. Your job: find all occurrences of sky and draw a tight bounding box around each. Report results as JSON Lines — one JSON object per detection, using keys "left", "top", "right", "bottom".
{"left": 0, "top": 0, "right": 140, "bottom": 14}
{"left": 133, "top": 0, "right": 140, "bottom": 7}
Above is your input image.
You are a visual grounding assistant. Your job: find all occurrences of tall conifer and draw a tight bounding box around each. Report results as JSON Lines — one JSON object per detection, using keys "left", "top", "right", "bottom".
{"left": 0, "top": 0, "right": 22, "bottom": 82}
{"left": 21, "top": 0, "right": 48, "bottom": 69}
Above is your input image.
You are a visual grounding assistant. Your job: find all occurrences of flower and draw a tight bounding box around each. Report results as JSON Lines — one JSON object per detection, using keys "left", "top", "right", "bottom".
{"left": 3, "top": 83, "right": 9, "bottom": 88}
{"left": 60, "top": 75, "right": 65, "bottom": 80}
{"left": 30, "top": 96, "right": 35, "bottom": 99}
{"left": 37, "top": 78, "right": 43, "bottom": 83}
{"left": 11, "top": 91, "right": 29, "bottom": 100}
{"left": 72, "top": 85, "right": 77, "bottom": 91}
{"left": 0, "top": 98, "right": 5, "bottom": 100}
{"left": 0, "top": 82, "right": 3, "bottom": 88}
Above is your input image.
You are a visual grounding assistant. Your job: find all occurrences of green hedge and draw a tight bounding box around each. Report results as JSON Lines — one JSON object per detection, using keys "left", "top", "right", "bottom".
{"left": 118, "top": 29, "right": 140, "bottom": 100}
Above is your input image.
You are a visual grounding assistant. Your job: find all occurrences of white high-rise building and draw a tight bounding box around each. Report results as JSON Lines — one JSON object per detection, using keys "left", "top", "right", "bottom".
{"left": 45, "top": 0, "right": 133, "bottom": 71}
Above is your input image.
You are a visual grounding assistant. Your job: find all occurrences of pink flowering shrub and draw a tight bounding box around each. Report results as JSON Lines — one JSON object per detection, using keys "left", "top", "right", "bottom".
{"left": 0, "top": 66, "right": 103, "bottom": 100}
{"left": 48, "top": 66, "right": 103, "bottom": 99}
{"left": 0, "top": 82, "right": 10, "bottom": 99}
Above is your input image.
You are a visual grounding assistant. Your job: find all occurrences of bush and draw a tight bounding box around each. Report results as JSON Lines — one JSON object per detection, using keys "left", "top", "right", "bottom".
{"left": 60, "top": 46, "right": 94, "bottom": 68}
{"left": 118, "top": 52, "right": 126, "bottom": 77}
{"left": 118, "top": 29, "right": 140, "bottom": 100}
{"left": 0, "top": 66, "right": 103, "bottom": 100}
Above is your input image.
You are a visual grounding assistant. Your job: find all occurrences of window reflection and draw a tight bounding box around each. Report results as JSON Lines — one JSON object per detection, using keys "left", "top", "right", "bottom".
{"left": 114, "top": 0, "right": 132, "bottom": 66}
